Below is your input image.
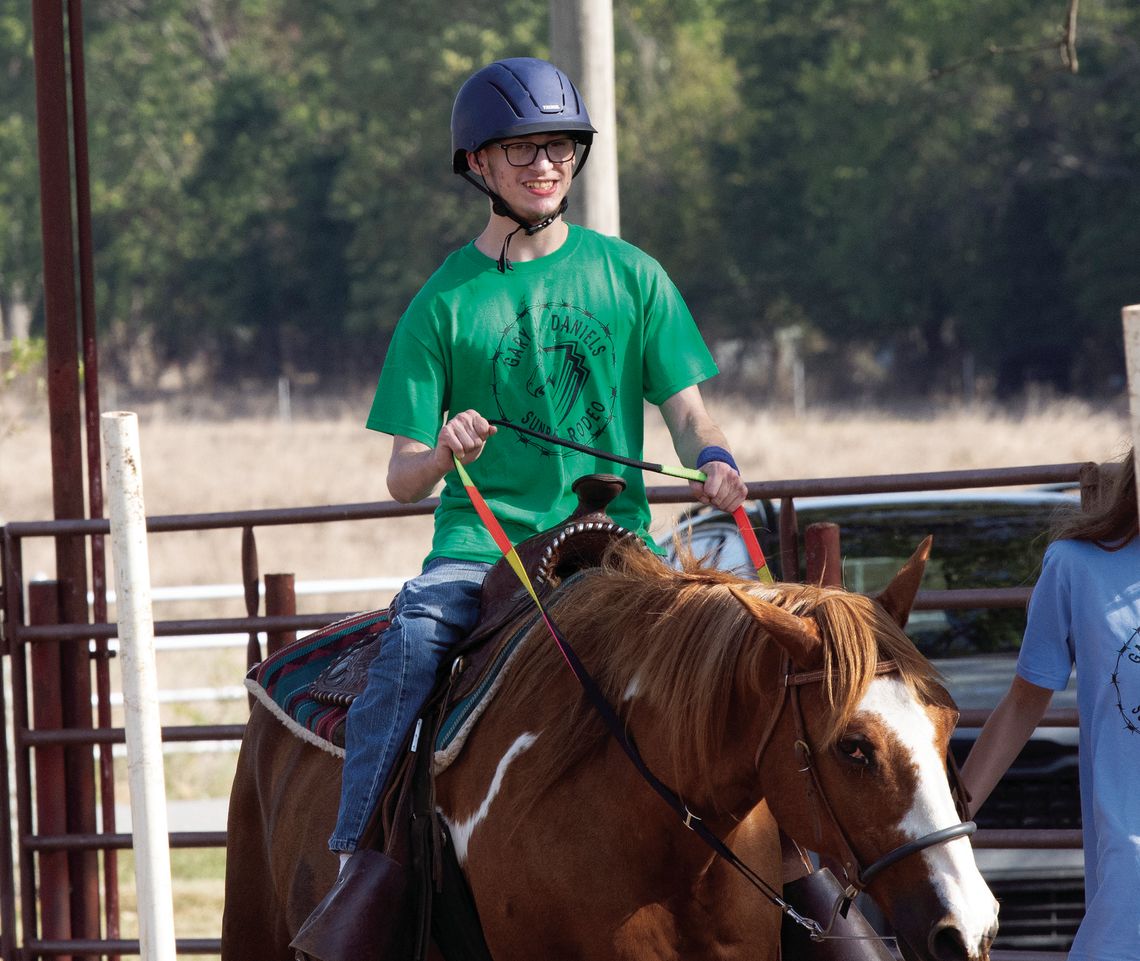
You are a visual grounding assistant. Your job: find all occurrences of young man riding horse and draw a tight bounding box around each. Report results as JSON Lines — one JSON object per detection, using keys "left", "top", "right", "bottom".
{"left": 329, "top": 55, "right": 747, "bottom": 881}
{"left": 227, "top": 57, "right": 998, "bottom": 961}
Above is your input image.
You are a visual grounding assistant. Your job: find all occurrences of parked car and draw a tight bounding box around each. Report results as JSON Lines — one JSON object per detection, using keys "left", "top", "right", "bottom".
{"left": 656, "top": 488, "right": 1083, "bottom": 953}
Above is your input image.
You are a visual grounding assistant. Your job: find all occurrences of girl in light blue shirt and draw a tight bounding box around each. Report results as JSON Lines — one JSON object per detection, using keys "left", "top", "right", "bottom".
{"left": 963, "top": 447, "right": 1139, "bottom": 960}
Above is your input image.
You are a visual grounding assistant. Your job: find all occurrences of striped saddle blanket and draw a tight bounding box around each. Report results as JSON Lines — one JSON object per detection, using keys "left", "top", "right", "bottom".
{"left": 244, "top": 604, "right": 541, "bottom": 767}
{"left": 245, "top": 609, "right": 391, "bottom": 758}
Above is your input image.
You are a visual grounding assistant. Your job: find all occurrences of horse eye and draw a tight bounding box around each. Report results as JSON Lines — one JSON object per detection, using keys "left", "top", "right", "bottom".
{"left": 837, "top": 736, "right": 873, "bottom": 766}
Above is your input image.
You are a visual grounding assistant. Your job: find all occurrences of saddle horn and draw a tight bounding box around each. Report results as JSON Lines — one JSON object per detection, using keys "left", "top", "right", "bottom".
{"left": 569, "top": 473, "right": 626, "bottom": 517}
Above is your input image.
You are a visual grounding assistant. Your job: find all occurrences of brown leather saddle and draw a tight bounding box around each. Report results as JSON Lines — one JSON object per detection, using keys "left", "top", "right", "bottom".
{"left": 307, "top": 473, "right": 645, "bottom": 722}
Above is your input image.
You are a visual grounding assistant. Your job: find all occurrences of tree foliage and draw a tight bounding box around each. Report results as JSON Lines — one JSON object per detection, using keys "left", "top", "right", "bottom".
{"left": 1, "top": 0, "right": 1136, "bottom": 396}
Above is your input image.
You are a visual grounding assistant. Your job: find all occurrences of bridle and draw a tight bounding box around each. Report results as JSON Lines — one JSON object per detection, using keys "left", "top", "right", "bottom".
{"left": 453, "top": 451, "right": 975, "bottom": 942}
{"left": 754, "top": 654, "right": 977, "bottom": 913}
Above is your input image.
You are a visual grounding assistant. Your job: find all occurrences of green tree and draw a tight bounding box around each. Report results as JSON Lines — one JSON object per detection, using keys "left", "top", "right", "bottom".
{"left": 614, "top": 3, "right": 750, "bottom": 336}
{"left": 7, "top": 0, "right": 1138, "bottom": 395}
{"left": 0, "top": 4, "right": 41, "bottom": 338}
{"left": 718, "top": 0, "right": 1140, "bottom": 396}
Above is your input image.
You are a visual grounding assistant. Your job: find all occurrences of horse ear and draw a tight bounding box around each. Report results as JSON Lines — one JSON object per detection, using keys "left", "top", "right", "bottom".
{"left": 875, "top": 535, "right": 933, "bottom": 629}
{"left": 730, "top": 587, "right": 823, "bottom": 669}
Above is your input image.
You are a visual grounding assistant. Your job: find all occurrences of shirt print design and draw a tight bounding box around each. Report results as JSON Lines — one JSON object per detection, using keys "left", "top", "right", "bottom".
{"left": 1112, "top": 624, "right": 1140, "bottom": 736}
{"left": 490, "top": 299, "right": 618, "bottom": 457}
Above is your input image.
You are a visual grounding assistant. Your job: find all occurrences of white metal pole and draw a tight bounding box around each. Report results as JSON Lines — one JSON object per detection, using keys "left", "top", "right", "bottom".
{"left": 1124, "top": 306, "right": 1140, "bottom": 508}
{"left": 101, "top": 411, "right": 177, "bottom": 961}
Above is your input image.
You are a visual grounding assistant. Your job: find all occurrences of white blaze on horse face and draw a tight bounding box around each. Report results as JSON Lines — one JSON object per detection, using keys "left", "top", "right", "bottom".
{"left": 859, "top": 677, "right": 999, "bottom": 945}
{"left": 441, "top": 732, "right": 537, "bottom": 866}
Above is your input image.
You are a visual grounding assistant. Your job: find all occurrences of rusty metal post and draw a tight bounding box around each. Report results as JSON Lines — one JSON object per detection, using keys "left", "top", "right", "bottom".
{"left": 31, "top": 0, "right": 101, "bottom": 952}
{"left": 0, "top": 654, "right": 12, "bottom": 961}
{"left": 778, "top": 497, "right": 799, "bottom": 582}
{"left": 32, "top": 0, "right": 88, "bottom": 584}
{"left": 264, "top": 573, "right": 297, "bottom": 656}
{"left": 10, "top": 590, "right": 40, "bottom": 957}
{"left": 71, "top": 0, "right": 119, "bottom": 924}
{"left": 804, "top": 522, "right": 843, "bottom": 587}
{"left": 58, "top": 599, "right": 99, "bottom": 961}
{"left": 29, "top": 582, "right": 74, "bottom": 959}
{"left": 1078, "top": 460, "right": 1106, "bottom": 512}
{"left": 2, "top": 539, "right": 38, "bottom": 956}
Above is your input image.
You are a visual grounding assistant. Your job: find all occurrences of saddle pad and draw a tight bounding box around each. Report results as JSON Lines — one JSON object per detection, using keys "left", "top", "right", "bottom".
{"left": 247, "top": 571, "right": 584, "bottom": 764}
{"left": 245, "top": 609, "right": 391, "bottom": 758}
{"left": 431, "top": 610, "right": 541, "bottom": 773}
{"left": 245, "top": 603, "right": 541, "bottom": 770}
{"left": 432, "top": 569, "right": 590, "bottom": 773}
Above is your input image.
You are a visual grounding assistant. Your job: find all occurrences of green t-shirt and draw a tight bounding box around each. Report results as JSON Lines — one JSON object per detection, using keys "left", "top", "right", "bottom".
{"left": 367, "top": 224, "right": 718, "bottom": 564}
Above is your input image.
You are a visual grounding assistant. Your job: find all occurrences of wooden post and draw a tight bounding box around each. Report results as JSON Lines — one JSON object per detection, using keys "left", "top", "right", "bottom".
{"left": 1124, "top": 305, "right": 1140, "bottom": 508}
{"left": 778, "top": 497, "right": 799, "bottom": 583}
{"left": 265, "top": 573, "right": 297, "bottom": 656}
{"left": 805, "top": 522, "right": 843, "bottom": 587}
{"left": 550, "top": 0, "right": 620, "bottom": 236}
{"left": 242, "top": 526, "right": 261, "bottom": 673}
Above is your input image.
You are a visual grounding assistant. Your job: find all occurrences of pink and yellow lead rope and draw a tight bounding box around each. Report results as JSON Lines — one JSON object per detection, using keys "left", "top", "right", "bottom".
{"left": 453, "top": 454, "right": 582, "bottom": 673}
{"left": 661, "top": 462, "right": 773, "bottom": 584}
{"left": 453, "top": 456, "right": 543, "bottom": 604}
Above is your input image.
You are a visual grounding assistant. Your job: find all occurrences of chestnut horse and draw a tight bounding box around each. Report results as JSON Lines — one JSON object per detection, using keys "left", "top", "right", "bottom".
{"left": 222, "top": 538, "right": 998, "bottom": 961}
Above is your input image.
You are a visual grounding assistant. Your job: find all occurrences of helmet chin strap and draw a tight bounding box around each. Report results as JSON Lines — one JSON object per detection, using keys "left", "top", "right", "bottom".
{"left": 461, "top": 141, "right": 592, "bottom": 272}
{"left": 461, "top": 170, "right": 566, "bottom": 272}
{"left": 491, "top": 195, "right": 569, "bottom": 273}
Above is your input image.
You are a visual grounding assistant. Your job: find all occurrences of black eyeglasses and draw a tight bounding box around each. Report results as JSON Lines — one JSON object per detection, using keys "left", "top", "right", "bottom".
{"left": 498, "top": 138, "right": 577, "bottom": 167}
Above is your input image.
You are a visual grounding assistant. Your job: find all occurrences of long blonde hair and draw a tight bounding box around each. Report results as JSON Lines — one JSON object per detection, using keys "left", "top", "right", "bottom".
{"left": 1050, "top": 447, "right": 1137, "bottom": 549}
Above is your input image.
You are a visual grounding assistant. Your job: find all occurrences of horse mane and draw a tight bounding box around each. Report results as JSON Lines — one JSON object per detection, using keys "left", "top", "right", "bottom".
{"left": 495, "top": 539, "right": 943, "bottom": 811}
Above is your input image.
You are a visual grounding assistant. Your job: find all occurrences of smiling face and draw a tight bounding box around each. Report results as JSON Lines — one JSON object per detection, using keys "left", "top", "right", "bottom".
{"left": 468, "top": 132, "right": 577, "bottom": 224}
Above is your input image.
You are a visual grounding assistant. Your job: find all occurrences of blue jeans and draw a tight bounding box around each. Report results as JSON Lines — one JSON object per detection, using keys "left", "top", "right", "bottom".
{"left": 329, "top": 557, "right": 491, "bottom": 852}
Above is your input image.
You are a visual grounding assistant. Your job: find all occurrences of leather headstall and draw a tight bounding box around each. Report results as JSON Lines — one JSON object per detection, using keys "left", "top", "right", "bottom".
{"left": 754, "top": 654, "right": 976, "bottom": 905}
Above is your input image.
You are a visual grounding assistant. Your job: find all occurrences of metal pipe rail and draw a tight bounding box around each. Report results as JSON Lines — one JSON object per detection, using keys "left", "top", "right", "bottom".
{"left": 19, "top": 724, "right": 245, "bottom": 747}
{"left": 27, "top": 938, "right": 220, "bottom": 957}
{"left": 26, "top": 832, "right": 227, "bottom": 852}
{"left": 0, "top": 460, "right": 1089, "bottom": 542}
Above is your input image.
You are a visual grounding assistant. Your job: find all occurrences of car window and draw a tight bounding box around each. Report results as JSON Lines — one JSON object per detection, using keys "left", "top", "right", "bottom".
{"left": 660, "top": 495, "right": 1067, "bottom": 660}
{"left": 815, "top": 502, "right": 1053, "bottom": 658}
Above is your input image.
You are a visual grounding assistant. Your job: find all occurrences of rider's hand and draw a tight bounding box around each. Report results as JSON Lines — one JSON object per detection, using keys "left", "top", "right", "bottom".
{"left": 689, "top": 459, "right": 748, "bottom": 514}
{"left": 435, "top": 410, "right": 497, "bottom": 469}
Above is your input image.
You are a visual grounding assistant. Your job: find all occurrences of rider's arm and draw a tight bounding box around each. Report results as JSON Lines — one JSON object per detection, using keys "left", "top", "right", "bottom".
{"left": 386, "top": 410, "right": 497, "bottom": 503}
{"left": 659, "top": 386, "right": 747, "bottom": 513}
{"left": 960, "top": 675, "right": 1054, "bottom": 818}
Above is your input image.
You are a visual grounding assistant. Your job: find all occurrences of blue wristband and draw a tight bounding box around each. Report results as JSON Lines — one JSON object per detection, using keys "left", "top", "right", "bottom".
{"left": 695, "top": 445, "right": 739, "bottom": 473}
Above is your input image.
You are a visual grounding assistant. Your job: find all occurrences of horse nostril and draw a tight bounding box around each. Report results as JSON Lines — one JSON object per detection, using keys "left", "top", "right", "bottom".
{"left": 928, "top": 922, "right": 968, "bottom": 961}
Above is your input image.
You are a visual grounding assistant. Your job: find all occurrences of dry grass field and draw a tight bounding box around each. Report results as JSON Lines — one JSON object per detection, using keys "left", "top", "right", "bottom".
{"left": 0, "top": 388, "right": 1131, "bottom": 949}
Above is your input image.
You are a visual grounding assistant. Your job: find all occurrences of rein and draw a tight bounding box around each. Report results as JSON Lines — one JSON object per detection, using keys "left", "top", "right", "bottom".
{"left": 452, "top": 455, "right": 974, "bottom": 944}
{"left": 487, "top": 418, "right": 774, "bottom": 583}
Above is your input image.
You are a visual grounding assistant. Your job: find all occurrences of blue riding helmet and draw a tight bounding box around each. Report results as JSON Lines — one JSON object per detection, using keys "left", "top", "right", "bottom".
{"left": 450, "top": 57, "right": 598, "bottom": 271}
{"left": 451, "top": 57, "right": 596, "bottom": 175}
